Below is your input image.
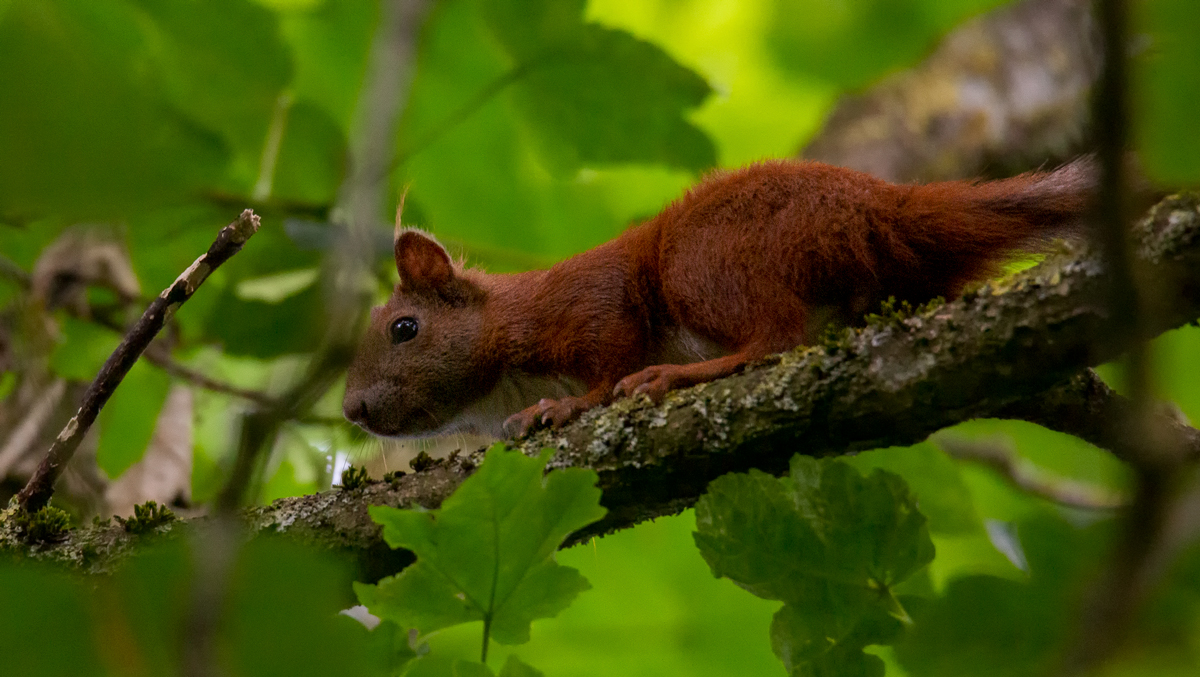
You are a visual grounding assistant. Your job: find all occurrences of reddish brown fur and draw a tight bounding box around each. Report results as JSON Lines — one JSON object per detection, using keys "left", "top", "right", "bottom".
{"left": 343, "top": 158, "right": 1094, "bottom": 439}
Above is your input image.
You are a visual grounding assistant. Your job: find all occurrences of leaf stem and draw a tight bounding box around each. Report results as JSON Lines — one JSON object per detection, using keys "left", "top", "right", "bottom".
{"left": 483, "top": 496, "right": 502, "bottom": 665}
{"left": 481, "top": 615, "right": 491, "bottom": 664}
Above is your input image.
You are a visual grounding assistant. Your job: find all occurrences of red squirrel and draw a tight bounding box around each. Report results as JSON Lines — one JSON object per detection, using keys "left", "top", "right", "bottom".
{"left": 343, "top": 158, "right": 1094, "bottom": 439}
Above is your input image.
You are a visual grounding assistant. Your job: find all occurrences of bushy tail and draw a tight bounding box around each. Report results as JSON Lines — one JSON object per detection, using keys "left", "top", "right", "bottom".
{"left": 968, "top": 155, "right": 1096, "bottom": 240}
{"left": 896, "top": 156, "right": 1096, "bottom": 294}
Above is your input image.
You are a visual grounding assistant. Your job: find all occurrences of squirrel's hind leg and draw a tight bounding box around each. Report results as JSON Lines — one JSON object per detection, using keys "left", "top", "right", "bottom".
{"left": 612, "top": 348, "right": 766, "bottom": 404}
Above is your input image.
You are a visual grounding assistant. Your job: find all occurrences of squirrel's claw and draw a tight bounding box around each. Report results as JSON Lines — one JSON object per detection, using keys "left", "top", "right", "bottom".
{"left": 504, "top": 397, "right": 592, "bottom": 438}
{"left": 502, "top": 409, "right": 540, "bottom": 438}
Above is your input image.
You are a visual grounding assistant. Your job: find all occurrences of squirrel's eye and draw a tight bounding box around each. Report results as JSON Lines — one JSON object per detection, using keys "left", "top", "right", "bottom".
{"left": 389, "top": 316, "right": 419, "bottom": 344}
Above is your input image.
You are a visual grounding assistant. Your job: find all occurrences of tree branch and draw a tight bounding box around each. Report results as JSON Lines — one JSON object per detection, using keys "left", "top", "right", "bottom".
{"left": 5, "top": 193, "right": 1200, "bottom": 575}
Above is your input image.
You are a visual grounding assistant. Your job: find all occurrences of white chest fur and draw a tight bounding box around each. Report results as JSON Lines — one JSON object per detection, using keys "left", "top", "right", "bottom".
{"left": 650, "top": 326, "right": 730, "bottom": 365}
{"left": 433, "top": 327, "right": 727, "bottom": 439}
{"left": 434, "top": 371, "right": 589, "bottom": 438}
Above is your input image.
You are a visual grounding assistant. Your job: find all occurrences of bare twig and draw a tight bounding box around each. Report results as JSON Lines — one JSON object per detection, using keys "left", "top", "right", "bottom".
{"left": 935, "top": 435, "right": 1128, "bottom": 510}
{"left": 15, "top": 210, "right": 261, "bottom": 513}
{"left": 1092, "top": 0, "right": 1144, "bottom": 405}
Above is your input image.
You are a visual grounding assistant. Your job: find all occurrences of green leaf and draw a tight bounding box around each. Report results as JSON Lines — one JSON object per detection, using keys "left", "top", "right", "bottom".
{"left": 49, "top": 316, "right": 121, "bottom": 381}
{"left": 1, "top": 536, "right": 391, "bottom": 677}
{"left": 480, "top": 0, "right": 715, "bottom": 174}
{"left": 359, "top": 620, "right": 418, "bottom": 677}
{"left": 695, "top": 456, "right": 935, "bottom": 601}
{"left": 452, "top": 660, "right": 495, "bottom": 677}
{"left": 398, "top": 655, "right": 541, "bottom": 677}
{"left": 771, "top": 603, "right": 898, "bottom": 677}
{"left": 397, "top": 0, "right": 694, "bottom": 264}
{"left": 96, "top": 359, "right": 172, "bottom": 478}
{"left": 404, "top": 656, "right": 495, "bottom": 677}
{"left": 129, "top": 0, "right": 293, "bottom": 190}
{"left": 277, "top": 0, "right": 376, "bottom": 132}
{"left": 694, "top": 456, "right": 934, "bottom": 676}
{"left": 357, "top": 445, "right": 606, "bottom": 648}
{"left": 105, "top": 537, "right": 391, "bottom": 677}
{"left": 224, "top": 538, "right": 386, "bottom": 677}
{"left": 270, "top": 100, "right": 347, "bottom": 204}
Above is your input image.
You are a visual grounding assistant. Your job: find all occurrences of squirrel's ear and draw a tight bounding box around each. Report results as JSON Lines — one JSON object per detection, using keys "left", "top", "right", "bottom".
{"left": 395, "top": 230, "right": 454, "bottom": 290}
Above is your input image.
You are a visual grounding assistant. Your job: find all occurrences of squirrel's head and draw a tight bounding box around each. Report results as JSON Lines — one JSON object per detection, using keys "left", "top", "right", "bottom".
{"left": 342, "top": 229, "right": 494, "bottom": 438}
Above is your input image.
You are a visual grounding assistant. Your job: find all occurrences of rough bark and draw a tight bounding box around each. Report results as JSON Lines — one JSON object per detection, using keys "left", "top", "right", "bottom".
{"left": 4, "top": 192, "right": 1200, "bottom": 578}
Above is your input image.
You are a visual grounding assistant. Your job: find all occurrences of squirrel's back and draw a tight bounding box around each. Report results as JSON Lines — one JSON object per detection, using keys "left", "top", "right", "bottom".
{"left": 644, "top": 158, "right": 1094, "bottom": 345}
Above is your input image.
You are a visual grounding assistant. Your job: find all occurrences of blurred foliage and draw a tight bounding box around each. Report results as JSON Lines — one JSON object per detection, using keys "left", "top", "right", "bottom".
{"left": 0, "top": 537, "right": 389, "bottom": 676}
{"left": 0, "top": 0, "right": 1199, "bottom": 675}
{"left": 1134, "top": 0, "right": 1200, "bottom": 183}
{"left": 767, "top": 0, "right": 1010, "bottom": 89}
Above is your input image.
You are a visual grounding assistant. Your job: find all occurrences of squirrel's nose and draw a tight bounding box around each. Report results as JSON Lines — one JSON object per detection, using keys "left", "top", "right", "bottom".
{"left": 343, "top": 396, "right": 370, "bottom": 425}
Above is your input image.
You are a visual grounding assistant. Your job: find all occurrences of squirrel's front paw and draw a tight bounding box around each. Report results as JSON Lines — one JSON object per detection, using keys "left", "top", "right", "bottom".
{"left": 503, "top": 397, "right": 589, "bottom": 437}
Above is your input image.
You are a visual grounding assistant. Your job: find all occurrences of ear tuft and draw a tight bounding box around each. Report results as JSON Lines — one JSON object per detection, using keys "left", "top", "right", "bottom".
{"left": 395, "top": 229, "right": 454, "bottom": 290}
